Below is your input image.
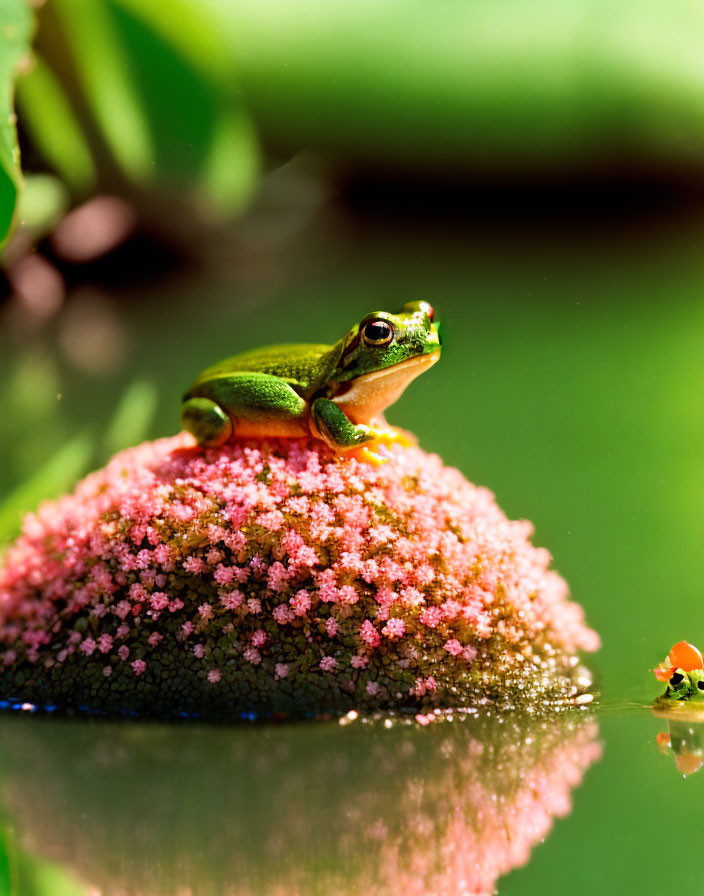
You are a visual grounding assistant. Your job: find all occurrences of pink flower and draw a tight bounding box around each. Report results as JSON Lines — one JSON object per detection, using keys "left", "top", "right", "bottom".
{"left": 181, "top": 621, "right": 194, "bottom": 637}
{"left": 150, "top": 591, "right": 169, "bottom": 611}
{"left": 273, "top": 604, "right": 294, "bottom": 624}
{"left": 382, "top": 618, "right": 406, "bottom": 640}
{"left": 366, "top": 681, "right": 380, "bottom": 696}
{"left": 360, "top": 620, "right": 381, "bottom": 648}
{"left": 114, "top": 600, "right": 131, "bottom": 620}
{"left": 221, "top": 590, "right": 244, "bottom": 611}
{"left": 274, "top": 662, "right": 289, "bottom": 680}
{"left": 411, "top": 675, "right": 438, "bottom": 697}
{"left": 419, "top": 606, "right": 442, "bottom": 629}
{"left": 290, "top": 590, "right": 312, "bottom": 617}
{"left": 117, "top": 645, "right": 129, "bottom": 662}
{"left": 153, "top": 544, "right": 173, "bottom": 568}
{"left": 266, "top": 561, "right": 289, "bottom": 591}
{"left": 243, "top": 646, "right": 261, "bottom": 665}
{"left": 130, "top": 582, "right": 149, "bottom": 600}
{"left": 131, "top": 659, "right": 146, "bottom": 675}
{"left": 147, "top": 632, "right": 163, "bottom": 647}
{"left": 207, "top": 669, "right": 221, "bottom": 683}
{"left": 79, "top": 638, "right": 96, "bottom": 656}
{"left": 213, "top": 563, "right": 234, "bottom": 585}
{"left": 251, "top": 629, "right": 267, "bottom": 648}
{"left": 183, "top": 556, "right": 206, "bottom": 575}
{"left": 97, "top": 634, "right": 113, "bottom": 654}
{"left": 247, "top": 598, "right": 262, "bottom": 615}
{"left": 193, "top": 644, "right": 205, "bottom": 658}
{"left": 338, "top": 585, "right": 359, "bottom": 605}
{"left": 463, "top": 646, "right": 477, "bottom": 663}
{"left": 444, "top": 639, "right": 463, "bottom": 656}
{"left": 319, "top": 655, "right": 337, "bottom": 672}
{"left": 350, "top": 654, "right": 369, "bottom": 669}
{"left": 198, "top": 602, "right": 213, "bottom": 620}
{"left": 258, "top": 510, "right": 284, "bottom": 532}
{"left": 325, "top": 617, "right": 339, "bottom": 637}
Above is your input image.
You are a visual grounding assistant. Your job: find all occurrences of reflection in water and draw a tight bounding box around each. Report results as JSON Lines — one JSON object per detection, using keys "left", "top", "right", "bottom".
{"left": 0, "top": 711, "right": 600, "bottom": 895}
{"left": 654, "top": 706, "right": 704, "bottom": 777}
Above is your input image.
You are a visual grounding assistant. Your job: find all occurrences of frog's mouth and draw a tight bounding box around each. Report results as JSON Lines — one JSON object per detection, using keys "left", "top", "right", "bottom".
{"left": 333, "top": 350, "right": 441, "bottom": 423}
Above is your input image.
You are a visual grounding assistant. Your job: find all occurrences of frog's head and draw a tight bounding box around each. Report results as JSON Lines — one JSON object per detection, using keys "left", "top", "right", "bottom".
{"left": 333, "top": 301, "right": 441, "bottom": 384}
{"left": 329, "top": 300, "right": 441, "bottom": 423}
{"left": 668, "top": 669, "right": 694, "bottom": 699}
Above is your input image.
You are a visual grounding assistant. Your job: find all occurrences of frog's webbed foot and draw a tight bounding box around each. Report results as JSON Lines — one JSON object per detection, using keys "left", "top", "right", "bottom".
{"left": 311, "top": 401, "right": 418, "bottom": 465}
{"left": 347, "top": 445, "right": 389, "bottom": 466}
{"left": 181, "top": 398, "right": 232, "bottom": 447}
{"left": 347, "top": 423, "right": 416, "bottom": 464}
{"left": 366, "top": 423, "right": 416, "bottom": 448}
{"left": 311, "top": 398, "right": 387, "bottom": 464}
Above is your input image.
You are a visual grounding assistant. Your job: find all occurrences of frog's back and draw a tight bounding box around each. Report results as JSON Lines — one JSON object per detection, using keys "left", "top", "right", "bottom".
{"left": 190, "top": 344, "right": 337, "bottom": 393}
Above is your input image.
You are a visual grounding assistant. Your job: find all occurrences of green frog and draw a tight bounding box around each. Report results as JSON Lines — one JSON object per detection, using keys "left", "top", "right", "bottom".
{"left": 181, "top": 300, "right": 441, "bottom": 464}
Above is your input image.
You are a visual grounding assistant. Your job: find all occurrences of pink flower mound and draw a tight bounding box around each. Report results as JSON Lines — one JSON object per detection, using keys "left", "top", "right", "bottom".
{"left": 0, "top": 434, "right": 599, "bottom": 717}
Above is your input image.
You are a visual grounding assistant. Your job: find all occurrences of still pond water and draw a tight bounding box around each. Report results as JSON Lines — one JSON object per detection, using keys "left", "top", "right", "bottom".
{"left": 1, "top": 198, "right": 703, "bottom": 894}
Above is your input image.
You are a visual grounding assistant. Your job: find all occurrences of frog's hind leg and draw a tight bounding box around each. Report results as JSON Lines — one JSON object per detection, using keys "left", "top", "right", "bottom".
{"left": 181, "top": 398, "right": 233, "bottom": 447}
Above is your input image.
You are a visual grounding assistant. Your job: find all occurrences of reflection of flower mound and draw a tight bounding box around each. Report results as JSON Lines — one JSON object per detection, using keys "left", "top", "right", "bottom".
{"left": 0, "top": 435, "right": 599, "bottom": 717}
{"left": 0, "top": 712, "right": 601, "bottom": 896}
{"left": 372, "top": 721, "right": 601, "bottom": 896}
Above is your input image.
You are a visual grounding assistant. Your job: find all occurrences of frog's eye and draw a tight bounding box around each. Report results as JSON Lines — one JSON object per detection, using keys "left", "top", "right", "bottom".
{"left": 362, "top": 318, "right": 394, "bottom": 346}
{"left": 403, "top": 300, "right": 435, "bottom": 322}
{"left": 670, "top": 671, "right": 685, "bottom": 686}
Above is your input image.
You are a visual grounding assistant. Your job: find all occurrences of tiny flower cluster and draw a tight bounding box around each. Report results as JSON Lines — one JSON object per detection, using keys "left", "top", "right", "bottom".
{"left": 0, "top": 434, "right": 599, "bottom": 717}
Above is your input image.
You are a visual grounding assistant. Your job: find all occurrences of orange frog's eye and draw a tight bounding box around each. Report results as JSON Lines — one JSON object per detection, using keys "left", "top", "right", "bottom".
{"left": 668, "top": 641, "right": 703, "bottom": 672}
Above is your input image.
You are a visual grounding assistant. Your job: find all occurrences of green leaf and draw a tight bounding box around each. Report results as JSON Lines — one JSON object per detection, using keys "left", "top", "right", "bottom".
{"left": 106, "top": 0, "right": 218, "bottom": 183}
{"left": 0, "top": 828, "right": 14, "bottom": 896}
{"left": 0, "top": 0, "right": 34, "bottom": 246}
{"left": 0, "top": 434, "right": 92, "bottom": 544}
{"left": 51, "top": 0, "right": 153, "bottom": 181}
{"left": 15, "top": 53, "right": 97, "bottom": 192}
{"left": 201, "top": 106, "right": 259, "bottom": 214}
{"left": 114, "top": 0, "right": 231, "bottom": 80}
{"left": 14, "top": 172, "right": 68, "bottom": 240}
{"left": 106, "top": 0, "right": 260, "bottom": 210}
{"left": 15, "top": 852, "right": 88, "bottom": 896}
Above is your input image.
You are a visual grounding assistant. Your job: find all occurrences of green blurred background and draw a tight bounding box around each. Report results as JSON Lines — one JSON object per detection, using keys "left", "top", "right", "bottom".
{"left": 1, "top": 0, "right": 704, "bottom": 893}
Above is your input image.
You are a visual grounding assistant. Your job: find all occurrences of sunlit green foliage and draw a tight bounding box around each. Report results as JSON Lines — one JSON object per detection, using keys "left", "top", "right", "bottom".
{"left": 2, "top": 0, "right": 260, "bottom": 246}
{"left": 0, "top": 826, "right": 87, "bottom": 896}
{"left": 0, "top": 0, "right": 33, "bottom": 245}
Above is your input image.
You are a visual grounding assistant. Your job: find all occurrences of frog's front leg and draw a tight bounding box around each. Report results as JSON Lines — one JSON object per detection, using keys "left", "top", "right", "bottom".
{"left": 311, "top": 398, "right": 372, "bottom": 449}
{"left": 181, "top": 397, "right": 232, "bottom": 447}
